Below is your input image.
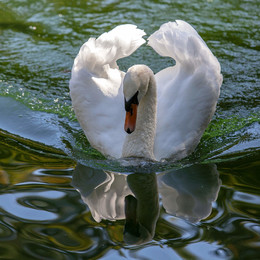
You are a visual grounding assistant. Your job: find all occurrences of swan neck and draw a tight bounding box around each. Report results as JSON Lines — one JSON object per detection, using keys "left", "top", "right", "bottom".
{"left": 122, "top": 73, "right": 157, "bottom": 160}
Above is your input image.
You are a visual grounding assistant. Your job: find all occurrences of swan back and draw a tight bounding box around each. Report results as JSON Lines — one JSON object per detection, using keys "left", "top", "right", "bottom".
{"left": 148, "top": 20, "right": 222, "bottom": 160}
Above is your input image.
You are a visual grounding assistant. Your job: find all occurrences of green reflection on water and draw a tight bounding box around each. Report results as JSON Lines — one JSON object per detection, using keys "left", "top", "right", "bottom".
{"left": 0, "top": 0, "right": 259, "bottom": 258}
{"left": 0, "top": 139, "right": 259, "bottom": 259}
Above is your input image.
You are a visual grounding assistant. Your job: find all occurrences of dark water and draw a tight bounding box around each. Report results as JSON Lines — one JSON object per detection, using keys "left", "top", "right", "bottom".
{"left": 0, "top": 0, "right": 259, "bottom": 259}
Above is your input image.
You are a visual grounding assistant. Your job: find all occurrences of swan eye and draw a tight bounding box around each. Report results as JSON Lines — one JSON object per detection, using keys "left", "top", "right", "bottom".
{"left": 124, "top": 91, "right": 139, "bottom": 112}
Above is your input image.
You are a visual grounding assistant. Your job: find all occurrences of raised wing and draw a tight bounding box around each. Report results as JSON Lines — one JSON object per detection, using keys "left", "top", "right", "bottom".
{"left": 70, "top": 25, "right": 146, "bottom": 158}
{"left": 148, "top": 20, "right": 223, "bottom": 161}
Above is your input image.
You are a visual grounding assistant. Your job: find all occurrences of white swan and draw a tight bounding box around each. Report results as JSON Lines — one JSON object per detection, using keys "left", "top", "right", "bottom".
{"left": 69, "top": 20, "right": 222, "bottom": 161}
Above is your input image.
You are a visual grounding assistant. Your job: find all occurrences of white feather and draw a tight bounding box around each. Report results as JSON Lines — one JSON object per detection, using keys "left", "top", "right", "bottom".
{"left": 70, "top": 25, "right": 146, "bottom": 158}
{"left": 148, "top": 20, "right": 222, "bottom": 160}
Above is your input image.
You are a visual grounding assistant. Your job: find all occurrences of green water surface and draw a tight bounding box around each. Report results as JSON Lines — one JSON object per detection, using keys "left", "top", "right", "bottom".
{"left": 0, "top": 0, "right": 259, "bottom": 259}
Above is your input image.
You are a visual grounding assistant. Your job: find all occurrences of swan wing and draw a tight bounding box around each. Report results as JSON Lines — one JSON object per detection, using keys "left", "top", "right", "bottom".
{"left": 70, "top": 25, "right": 146, "bottom": 158}
{"left": 148, "top": 20, "right": 223, "bottom": 161}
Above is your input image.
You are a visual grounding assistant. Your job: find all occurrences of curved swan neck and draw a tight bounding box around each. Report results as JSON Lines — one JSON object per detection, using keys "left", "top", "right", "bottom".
{"left": 122, "top": 66, "right": 157, "bottom": 160}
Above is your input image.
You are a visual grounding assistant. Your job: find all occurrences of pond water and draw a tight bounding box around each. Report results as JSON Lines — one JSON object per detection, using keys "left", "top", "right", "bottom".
{"left": 0, "top": 0, "right": 259, "bottom": 259}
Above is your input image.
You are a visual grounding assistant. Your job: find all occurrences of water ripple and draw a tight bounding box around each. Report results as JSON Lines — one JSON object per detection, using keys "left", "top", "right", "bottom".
{"left": 0, "top": 0, "right": 259, "bottom": 259}
{"left": 0, "top": 189, "right": 85, "bottom": 223}
{"left": 0, "top": 222, "right": 16, "bottom": 241}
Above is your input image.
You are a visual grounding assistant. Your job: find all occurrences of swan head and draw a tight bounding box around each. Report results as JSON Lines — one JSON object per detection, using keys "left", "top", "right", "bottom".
{"left": 123, "top": 65, "right": 153, "bottom": 134}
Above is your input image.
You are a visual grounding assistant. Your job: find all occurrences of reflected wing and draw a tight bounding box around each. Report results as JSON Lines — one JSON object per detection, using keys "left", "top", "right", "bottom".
{"left": 70, "top": 25, "right": 146, "bottom": 158}
{"left": 72, "top": 164, "right": 130, "bottom": 222}
{"left": 158, "top": 164, "right": 221, "bottom": 222}
{"left": 148, "top": 20, "right": 223, "bottom": 160}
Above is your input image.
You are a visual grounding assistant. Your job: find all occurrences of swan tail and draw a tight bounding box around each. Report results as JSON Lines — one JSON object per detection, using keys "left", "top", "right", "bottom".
{"left": 73, "top": 25, "right": 146, "bottom": 77}
{"left": 148, "top": 20, "right": 221, "bottom": 77}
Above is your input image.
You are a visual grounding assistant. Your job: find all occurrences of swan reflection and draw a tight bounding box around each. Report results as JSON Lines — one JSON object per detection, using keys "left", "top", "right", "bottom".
{"left": 157, "top": 164, "right": 221, "bottom": 223}
{"left": 72, "top": 164, "right": 221, "bottom": 244}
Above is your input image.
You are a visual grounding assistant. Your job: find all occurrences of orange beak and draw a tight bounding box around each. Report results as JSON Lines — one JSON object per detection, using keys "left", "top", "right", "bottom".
{"left": 124, "top": 103, "right": 138, "bottom": 134}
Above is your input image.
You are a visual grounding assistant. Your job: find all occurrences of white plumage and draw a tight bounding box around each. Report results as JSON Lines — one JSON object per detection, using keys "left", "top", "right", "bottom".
{"left": 69, "top": 20, "right": 222, "bottom": 161}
